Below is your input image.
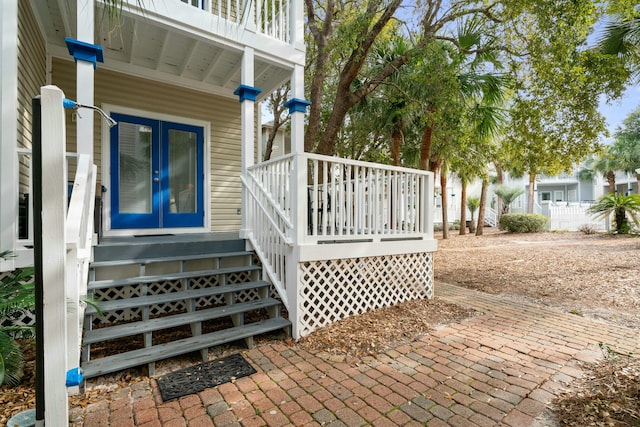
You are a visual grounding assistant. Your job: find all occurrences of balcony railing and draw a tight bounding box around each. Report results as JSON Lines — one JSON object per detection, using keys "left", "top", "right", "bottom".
{"left": 183, "top": 0, "right": 290, "bottom": 42}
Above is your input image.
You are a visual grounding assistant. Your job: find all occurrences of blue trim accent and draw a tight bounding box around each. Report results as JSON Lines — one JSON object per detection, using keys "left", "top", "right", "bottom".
{"left": 110, "top": 113, "right": 160, "bottom": 229}
{"left": 233, "top": 85, "right": 262, "bottom": 102}
{"left": 63, "top": 98, "right": 77, "bottom": 109}
{"left": 162, "top": 121, "right": 205, "bottom": 228}
{"left": 110, "top": 114, "right": 205, "bottom": 229}
{"left": 66, "top": 368, "right": 83, "bottom": 387}
{"left": 284, "top": 98, "right": 311, "bottom": 114}
{"left": 65, "top": 38, "right": 104, "bottom": 69}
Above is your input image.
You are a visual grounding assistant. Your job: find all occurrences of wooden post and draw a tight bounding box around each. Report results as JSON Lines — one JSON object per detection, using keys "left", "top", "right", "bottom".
{"left": 236, "top": 47, "right": 259, "bottom": 238}
{"left": 75, "top": 0, "right": 95, "bottom": 160}
{"left": 39, "top": 85, "right": 69, "bottom": 425}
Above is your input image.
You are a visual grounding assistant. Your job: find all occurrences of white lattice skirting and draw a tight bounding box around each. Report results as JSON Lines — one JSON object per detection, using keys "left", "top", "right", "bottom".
{"left": 298, "top": 252, "right": 434, "bottom": 337}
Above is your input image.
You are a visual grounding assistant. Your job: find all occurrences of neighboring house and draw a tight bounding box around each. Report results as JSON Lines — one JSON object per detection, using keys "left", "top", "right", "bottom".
{"left": 434, "top": 165, "right": 616, "bottom": 231}
{"left": 258, "top": 119, "right": 290, "bottom": 160}
{"left": 0, "top": 1, "right": 436, "bottom": 421}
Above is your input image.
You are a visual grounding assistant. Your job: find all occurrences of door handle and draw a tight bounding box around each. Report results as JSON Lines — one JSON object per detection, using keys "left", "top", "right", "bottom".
{"left": 153, "top": 177, "right": 160, "bottom": 182}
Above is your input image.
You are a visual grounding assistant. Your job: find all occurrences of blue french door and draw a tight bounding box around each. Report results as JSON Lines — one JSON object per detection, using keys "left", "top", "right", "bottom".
{"left": 110, "top": 113, "right": 204, "bottom": 229}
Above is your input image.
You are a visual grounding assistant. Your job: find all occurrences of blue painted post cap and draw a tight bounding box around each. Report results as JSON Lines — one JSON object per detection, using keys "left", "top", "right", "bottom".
{"left": 284, "top": 98, "right": 311, "bottom": 114}
{"left": 66, "top": 367, "right": 83, "bottom": 387}
{"left": 233, "top": 85, "right": 262, "bottom": 102}
{"left": 65, "top": 38, "right": 104, "bottom": 69}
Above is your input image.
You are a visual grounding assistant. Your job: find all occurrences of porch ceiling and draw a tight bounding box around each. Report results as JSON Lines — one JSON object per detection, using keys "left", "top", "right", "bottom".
{"left": 31, "top": 0, "right": 292, "bottom": 100}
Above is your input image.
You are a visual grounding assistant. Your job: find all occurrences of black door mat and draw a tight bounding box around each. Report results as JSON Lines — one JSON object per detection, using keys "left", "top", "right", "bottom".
{"left": 156, "top": 353, "right": 257, "bottom": 401}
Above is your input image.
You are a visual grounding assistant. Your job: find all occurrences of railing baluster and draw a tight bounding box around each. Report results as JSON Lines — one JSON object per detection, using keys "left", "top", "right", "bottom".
{"left": 346, "top": 164, "right": 352, "bottom": 236}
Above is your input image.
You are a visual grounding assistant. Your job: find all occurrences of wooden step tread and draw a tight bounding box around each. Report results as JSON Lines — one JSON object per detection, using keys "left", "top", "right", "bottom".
{"left": 88, "top": 265, "right": 261, "bottom": 290}
{"left": 90, "top": 251, "right": 253, "bottom": 268}
{"left": 81, "top": 317, "right": 291, "bottom": 379}
{"left": 84, "top": 298, "right": 282, "bottom": 344}
{"left": 85, "top": 281, "right": 271, "bottom": 314}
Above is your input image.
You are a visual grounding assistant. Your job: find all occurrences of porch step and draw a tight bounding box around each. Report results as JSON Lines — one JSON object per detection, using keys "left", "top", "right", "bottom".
{"left": 85, "top": 281, "right": 271, "bottom": 314}
{"left": 81, "top": 317, "right": 290, "bottom": 379}
{"left": 90, "top": 250, "right": 253, "bottom": 269}
{"left": 84, "top": 298, "right": 282, "bottom": 344}
{"left": 88, "top": 265, "right": 262, "bottom": 291}
{"left": 82, "top": 237, "right": 290, "bottom": 380}
{"left": 93, "top": 234, "right": 246, "bottom": 262}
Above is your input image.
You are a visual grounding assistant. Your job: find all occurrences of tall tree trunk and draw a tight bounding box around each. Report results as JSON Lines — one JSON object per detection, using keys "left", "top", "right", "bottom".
{"left": 440, "top": 163, "right": 449, "bottom": 239}
{"left": 391, "top": 119, "right": 403, "bottom": 166}
{"left": 527, "top": 173, "right": 536, "bottom": 213}
{"left": 419, "top": 105, "right": 436, "bottom": 171}
{"left": 607, "top": 170, "right": 616, "bottom": 194}
{"left": 476, "top": 178, "right": 488, "bottom": 236}
{"left": 459, "top": 180, "right": 467, "bottom": 235}
{"left": 495, "top": 164, "right": 503, "bottom": 217}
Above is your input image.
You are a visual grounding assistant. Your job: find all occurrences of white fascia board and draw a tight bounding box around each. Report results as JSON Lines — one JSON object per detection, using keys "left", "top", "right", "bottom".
{"left": 0, "top": 0, "right": 18, "bottom": 271}
{"left": 296, "top": 239, "right": 438, "bottom": 263}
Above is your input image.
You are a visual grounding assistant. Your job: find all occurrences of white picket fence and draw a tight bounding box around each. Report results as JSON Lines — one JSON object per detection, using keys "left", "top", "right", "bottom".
{"left": 545, "top": 203, "right": 606, "bottom": 231}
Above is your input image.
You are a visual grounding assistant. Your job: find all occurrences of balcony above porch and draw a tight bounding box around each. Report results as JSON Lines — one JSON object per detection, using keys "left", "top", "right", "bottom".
{"left": 32, "top": 0, "right": 303, "bottom": 99}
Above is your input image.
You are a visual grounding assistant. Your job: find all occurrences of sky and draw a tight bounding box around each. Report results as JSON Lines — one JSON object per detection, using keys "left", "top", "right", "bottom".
{"left": 599, "top": 85, "right": 639, "bottom": 140}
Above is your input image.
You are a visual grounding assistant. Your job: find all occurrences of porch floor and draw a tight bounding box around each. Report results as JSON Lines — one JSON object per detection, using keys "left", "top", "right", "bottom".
{"left": 72, "top": 281, "right": 637, "bottom": 426}
{"left": 98, "top": 232, "right": 240, "bottom": 246}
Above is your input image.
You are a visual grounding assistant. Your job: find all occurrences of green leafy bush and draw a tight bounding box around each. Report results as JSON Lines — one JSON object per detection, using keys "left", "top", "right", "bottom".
{"left": 499, "top": 213, "right": 549, "bottom": 233}
{"left": 0, "top": 251, "right": 35, "bottom": 386}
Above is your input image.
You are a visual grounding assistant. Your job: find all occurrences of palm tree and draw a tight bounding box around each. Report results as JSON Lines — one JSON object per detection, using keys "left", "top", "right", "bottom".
{"left": 467, "top": 196, "right": 480, "bottom": 233}
{"left": 587, "top": 193, "right": 640, "bottom": 234}
{"left": 598, "top": 16, "right": 640, "bottom": 82}
{"left": 581, "top": 148, "right": 622, "bottom": 194}
{"left": 494, "top": 185, "right": 525, "bottom": 215}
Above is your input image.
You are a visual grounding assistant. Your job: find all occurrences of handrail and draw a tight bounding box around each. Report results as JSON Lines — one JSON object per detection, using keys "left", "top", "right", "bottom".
{"left": 66, "top": 154, "right": 91, "bottom": 247}
{"left": 303, "top": 152, "right": 433, "bottom": 176}
{"left": 240, "top": 173, "right": 293, "bottom": 245}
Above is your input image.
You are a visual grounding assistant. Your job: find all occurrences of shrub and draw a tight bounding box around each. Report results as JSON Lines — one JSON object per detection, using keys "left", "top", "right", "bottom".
{"left": 0, "top": 252, "right": 35, "bottom": 386}
{"left": 499, "top": 213, "right": 549, "bottom": 233}
{"left": 578, "top": 224, "right": 599, "bottom": 235}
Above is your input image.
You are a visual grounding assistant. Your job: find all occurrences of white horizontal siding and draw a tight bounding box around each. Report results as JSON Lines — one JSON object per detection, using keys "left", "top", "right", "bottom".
{"left": 16, "top": 1, "right": 45, "bottom": 194}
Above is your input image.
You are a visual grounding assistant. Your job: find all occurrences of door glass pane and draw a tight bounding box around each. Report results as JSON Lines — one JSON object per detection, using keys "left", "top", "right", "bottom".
{"left": 169, "top": 129, "right": 198, "bottom": 213}
{"left": 118, "top": 123, "right": 152, "bottom": 213}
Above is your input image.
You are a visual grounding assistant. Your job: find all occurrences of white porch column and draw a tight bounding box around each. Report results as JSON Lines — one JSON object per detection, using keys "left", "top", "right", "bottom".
{"left": 0, "top": 0, "right": 18, "bottom": 271}
{"left": 234, "top": 47, "right": 261, "bottom": 236}
{"left": 66, "top": 0, "right": 102, "bottom": 160}
{"left": 282, "top": 65, "right": 309, "bottom": 339}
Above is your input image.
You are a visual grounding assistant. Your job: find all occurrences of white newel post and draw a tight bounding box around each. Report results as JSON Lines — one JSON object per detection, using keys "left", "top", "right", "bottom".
{"left": 235, "top": 47, "right": 260, "bottom": 238}
{"left": 283, "top": 64, "right": 310, "bottom": 339}
{"left": 41, "top": 85, "right": 69, "bottom": 425}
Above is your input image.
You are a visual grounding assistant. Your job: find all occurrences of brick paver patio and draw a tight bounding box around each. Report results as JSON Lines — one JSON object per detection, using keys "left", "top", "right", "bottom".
{"left": 77, "top": 282, "right": 638, "bottom": 426}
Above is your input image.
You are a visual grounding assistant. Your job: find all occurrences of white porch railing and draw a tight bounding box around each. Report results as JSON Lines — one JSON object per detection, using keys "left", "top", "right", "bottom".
{"left": 65, "top": 154, "right": 97, "bottom": 389}
{"left": 241, "top": 154, "right": 294, "bottom": 306}
{"left": 304, "top": 154, "right": 433, "bottom": 242}
{"left": 186, "top": 0, "right": 290, "bottom": 42}
{"left": 243, "top": 153, "right": 436, "bottom": 337}
{"left": 484, "top": 207, "right": 498, "bottom": 227}
{"left": 16, "top": 149, "right": 80, "bottom": 248}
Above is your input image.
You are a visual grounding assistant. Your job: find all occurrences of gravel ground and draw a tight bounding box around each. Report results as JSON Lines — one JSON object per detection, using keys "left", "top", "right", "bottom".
{"left": 434, "top": 227, "right": 640, "bottom": 330}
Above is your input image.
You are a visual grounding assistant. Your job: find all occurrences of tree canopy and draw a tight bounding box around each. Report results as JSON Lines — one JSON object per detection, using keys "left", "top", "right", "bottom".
{"left": 301, "top": 0, "right": 632, "bottom": 191}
